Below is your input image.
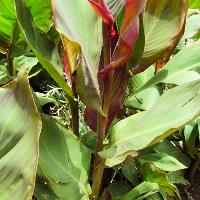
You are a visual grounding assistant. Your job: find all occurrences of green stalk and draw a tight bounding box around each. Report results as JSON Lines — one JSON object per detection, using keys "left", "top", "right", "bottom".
{"left": 90, "top": 23, "right": 113, "bottom": 200}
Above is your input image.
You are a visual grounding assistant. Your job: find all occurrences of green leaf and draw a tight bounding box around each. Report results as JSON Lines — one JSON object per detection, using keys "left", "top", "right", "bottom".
{"left": 0, "top": 0, "right": 16, "bottom": 42}
{"left": 189, "top": 0, "right": 200, "bottom": 8}
{"left": 100, "top": 80, "right": 200, "bottom": 165}
{"left": 0, "top": 0, "right": 51, "bottom": 44}
{"left": 24, "top": 0, "right": 52, "bottom": 32}
{"left": 127, "top": 13, "right": 145, "bottom": 69}
{"left": 34, "top": 92, "right": 58, "bottom": 108}
{"left": 100, "top": 181, "right": 132, "bottom": 200}
{"left": 52, "top": 0, "right": 103, "bottom": 113}
{"left": 15, "top": 0, "right": 74, "bottom": 99}
{"left": 184, "top": 122, "right": 199, "bottom": 157}
{"left": 121, "top": 181, "right": 159, "bottom": 200}
{"left": 180, "top": 12, "right": 200, "bottom": 43}
{"left": 141, "top": 42, "right": 200, "bottom": 90}
{"left": 142, "top": 165, "right": 177, "bottom": 198}
{"left": 140, "top": 0, "right": 187, "bottom": 66}
{"left": 13, "top": 55, "right": 38, "bottom": 71}
{"left": 128, "top": 66, "right": 155, "bottom": 94}
{"left": 125, "top": 86, "right": 160, "bottom": 111}
{"left": 0, "top": 69, "right": 42, "bottom": 199}
{"left": 155, "top": 140, "right": 191, "bottom": 168}
{"left": 140, "top": 152, "right": 187, "bottom": 171}
{"left": 197, "top": 118, "right": 200, "bottom": 142}
{"left": 167, "top": 171, "right": 189, "bottom": 185}
{"left": 122, "top": 161, "right": 139, "bottom": 186}
{"left": 39, "top": 114, "right": 91, "bottom": 200}
{"left": 106, "top": 0, "right": 126, "bottom": 19}
{"left": 34, "top": 176, "right": 60, "bottom": 200}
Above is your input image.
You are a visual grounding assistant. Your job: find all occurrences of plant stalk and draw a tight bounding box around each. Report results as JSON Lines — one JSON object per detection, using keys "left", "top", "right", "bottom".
{"left": 90, "top": 23, "right": 113, "bottom": 200}
{"left": 69, "top": 74, "right": 79, "bottom": 137}
{"left": 6, "top": 51, "right": 14, "bottom": 76}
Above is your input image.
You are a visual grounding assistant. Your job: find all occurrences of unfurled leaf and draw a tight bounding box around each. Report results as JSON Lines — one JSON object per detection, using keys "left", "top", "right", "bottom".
{"left": 141, "top": 42, "right": 200, "bottom": 90}
{"left": 85, "top": 66, "right": 127, "bottom": 132}
{"left": 122, "top": 161, "right": 139, "bottom": 186}
{"left": 128, "top": 66, "right": 155, "bottom": 94}
{"left": 100, "top": 181, "right": 132, "bottom": 200}
{"left": 139, "top": 0, "right": 188, "bottom": 67}
{"left": 142, "top": 165, "right": 177, "bottom": 198}
{"left": 39, "top": 114, "right": 91, "bottom": 200}
{"left": 127, "top": 13, "right": 145, "bottom": 69}
{"left": 13, "top": 55, "right": 38, "bottom": 71}
{"left": 180, "top": 12, "right": 200, "bottom": 46}
{"left": 15, "top": 0, "right": 74, "bottom": 99}
{"left": 34, "top": 176, "right": 60, "bottom": 200}
{"left": 167, "top": 171, "right": 189, "bottom": 185}
{"left": 101, "top": 0, "right": 146, "bottom": 74}
{"left": 0, "top": 0, "right": 51, "bottom": 48}
{"left": 0, "top": 0, "right": 17, "bottom": 43}
{"left": 184, "top": 122, "right": 199, "bottom": 157}
{"left": 100, "top": 80, "right": 200, "bottom": 165}
{"left": 155, "top": 140, "right": 191, "bottom": 168}
{"left": 125, "top": 86, "right": 160, "bottom": 111}
{"left": 121, "top": 181, "right": 159, "bottom": 200}
{"left": 61, "top": 34, "right": 81, "bottom": 75}
{"left": 0, "top": 69, "right": 42, "bottom": 199}
{"left": 189, "top": 0, "right": 200, "bottom": 8}
{"left": 106, "top": 0, "right": 126, "bottom": 19}
{"left": 88, "top": 0, "right": 114, "bottom": 29}
{"left": 140, "top": 152, "right": 187, "bottom": 171}
{"left": 24, "top": 0, "right": 52, "bottom": 32}
{"left": 52, "top": 0, "right": 103, "bottom": 113}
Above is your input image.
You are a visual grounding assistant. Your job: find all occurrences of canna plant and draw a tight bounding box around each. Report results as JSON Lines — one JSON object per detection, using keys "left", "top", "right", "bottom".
{"left": 0, "top": 0, "right": 200, "bottom": 200}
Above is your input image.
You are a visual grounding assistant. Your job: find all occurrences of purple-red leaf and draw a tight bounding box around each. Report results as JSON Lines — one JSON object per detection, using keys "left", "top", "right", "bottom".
{"left": 88, "top": 0, "right": 116, "bottom": 37}
{"left": 85, "top": 66, "right": 127, "bottom": 132}
{"left": 100, "top": 0, "right": 146, "bottom": 75}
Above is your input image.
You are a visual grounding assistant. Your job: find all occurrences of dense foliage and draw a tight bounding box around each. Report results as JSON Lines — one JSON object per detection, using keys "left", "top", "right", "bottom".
{"left": 0, "top": 0, "right": 200, "bottom": 199}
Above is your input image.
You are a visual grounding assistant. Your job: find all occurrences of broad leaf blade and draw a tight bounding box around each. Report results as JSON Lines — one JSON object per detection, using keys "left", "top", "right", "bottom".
{"left": 84, "top": 66, "right": 127, "bottom": 132}
{"left": 139, "top": 0, "right": 188, "bottom": 66}
{"left": 39, "top": 115, "right": 91, "bottom": 200}
{"left": 100, "top": 80, "right": 200, "bottom": 165}
{"left": 0, "top": 0, "right": 51, "bottom": 44}
{"left": 189, "top": 0, "right": 200, "bottom": 8}
{"left": 141, "top": 42, "right": 200, "bottom": 90}
{"left": 106, "top": 0, "right": 126, "bottom": 19}
{"left": 15, "top": 0, "right": 74, "bottom": 99}
{"left": 140, "top": 152, "right": 187, "bottom": 171}
{"left": 101, "top": 0, "right": 146, "bottom": 74}
{"left": 121, "top": 181, "right": 159, "bottom": 200}
{"left": 0, "top": 69, "right": 42, "bottom": 199}
{"left": 52, "top": 0, "right": 103, "bottom": 113}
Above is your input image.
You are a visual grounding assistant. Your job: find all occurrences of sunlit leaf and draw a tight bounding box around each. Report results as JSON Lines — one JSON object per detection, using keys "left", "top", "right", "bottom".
{"left": 125, "top": 86, "right": 160, "bottom": 111}
{"left": 101, "top": 0, "right": 146, "bottom": 74}
{"left": 189, "top": 0, "right": 200, "bottom": 8}
{"left": 0, "top": 0, "right": 51, "bottom": 46}
{"left": 52, "top": 0, "right": 103, "bottom": 113}
{"left": 139, "top": 0, "right": 188, "bottom": 67}
{"left": 141, "top": 42, "right": 200, "bottom": 91}
{"left": 15, "top": 0, "right": 74, "bottom": 99}
{"left": 100, "top": 80, "right": 200, "bottom": 166}
{"left": 121, "top": 181, "right": 159, "bottom": 200}
{"left": 140, "top": 152, "right": 187, "bottom": 171}
{"left": 84, "top": 66, "right": 127, "bottom": 132}
{"left": 106, "top": 0, "right": 126, "bottom": 19}
{"left": 0, "top": 69, "right": 42, "bottom": 199}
